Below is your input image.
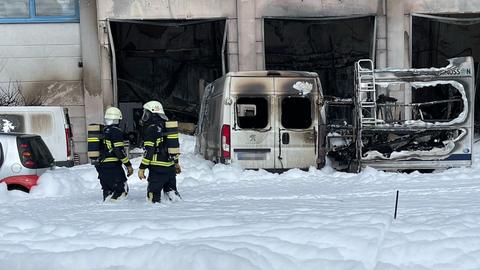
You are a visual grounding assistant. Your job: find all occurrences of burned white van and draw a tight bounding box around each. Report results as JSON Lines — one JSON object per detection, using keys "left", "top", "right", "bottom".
{"left": 196, "top": 71, "right": 326, "bottom": 170}
{"left": 327, "top": 57, "right": 475, "bottom": 172}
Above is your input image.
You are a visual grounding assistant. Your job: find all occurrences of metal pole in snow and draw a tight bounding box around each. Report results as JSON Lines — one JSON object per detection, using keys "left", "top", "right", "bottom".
{"left": 394, "top": 190, "right": 399, "bottom": 219}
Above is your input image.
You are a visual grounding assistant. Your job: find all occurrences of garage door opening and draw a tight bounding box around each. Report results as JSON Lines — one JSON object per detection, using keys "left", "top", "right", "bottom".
{"left": 109, "top": 19, "right": 227, "bottom": 144}
{"left": 264, "top": 16, "right": 375, "bottom": 129}
{"left": 264, "top": 16, "right": 375, "bottom": 98}
{"left": 412, "top": 14, "right": 480, "bottom": 130}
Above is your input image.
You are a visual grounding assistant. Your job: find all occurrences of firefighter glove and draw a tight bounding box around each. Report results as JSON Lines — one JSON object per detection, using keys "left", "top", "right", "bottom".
{"left": 175, "top": 163, "right": 182, "bottom": 174}
{"left": 126, "top": 165, "right": 134, "bottom": 177}
{"left": 138, "top": 168, "right": 146, "bottom": 180}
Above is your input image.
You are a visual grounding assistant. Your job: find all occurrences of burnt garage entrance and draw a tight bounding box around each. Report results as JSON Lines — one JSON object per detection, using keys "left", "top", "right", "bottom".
{"left": 109, "top": 19, "right": 226, "bottom": 142}
{"left": 264, "top": 16, "right": 375, "bottom": 126}
{"left": 412, "top": 14, "right": 480, "bottom": 131}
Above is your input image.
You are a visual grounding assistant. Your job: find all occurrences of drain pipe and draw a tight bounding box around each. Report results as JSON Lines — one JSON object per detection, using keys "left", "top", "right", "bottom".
{"left": 221, "top": 22, "right": 228, "bottom": 75}
{"left": 106, "top": 19, "right": 118, "bottom": 107}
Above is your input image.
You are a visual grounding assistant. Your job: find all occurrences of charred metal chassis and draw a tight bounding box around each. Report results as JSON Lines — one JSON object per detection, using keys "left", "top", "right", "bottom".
{"left": 328, "top": 57, "right": 475, "bottom": 172}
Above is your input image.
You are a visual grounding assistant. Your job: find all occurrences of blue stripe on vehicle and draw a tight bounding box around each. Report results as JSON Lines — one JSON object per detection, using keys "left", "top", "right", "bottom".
{"left": 403, "top": 154, "right": 471, "bottom": 162}
{"left": 444, "top": 154, "right": 471, "bottom": 161}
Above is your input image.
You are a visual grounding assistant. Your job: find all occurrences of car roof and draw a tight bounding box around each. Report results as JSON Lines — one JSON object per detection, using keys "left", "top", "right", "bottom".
{"left": 0, "top": 106, "right": 65, "bottom": 112}
{"left": 0, "top": 132, "right": 39, "bottom": 138}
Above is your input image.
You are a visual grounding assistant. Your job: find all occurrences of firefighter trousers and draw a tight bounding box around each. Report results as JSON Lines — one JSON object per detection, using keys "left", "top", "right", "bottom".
{"left": 146, "top": 166, "right": 177, "bottom": 203}
{"left": 96, "top": 163, "right": 128, "bottom": 201}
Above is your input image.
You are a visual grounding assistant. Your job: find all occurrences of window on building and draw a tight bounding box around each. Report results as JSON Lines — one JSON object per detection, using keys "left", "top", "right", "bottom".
{"left": 0, "top": 0, "right": 29, "bottom": 18}
{"left": 0, "top": 0, "right": 78, "bottom": 23}
{"left": 281, "top": 97, "right": 312, "bottom": 129}
{"left": 36, "top": 0, "right": 75, "bottom": 16}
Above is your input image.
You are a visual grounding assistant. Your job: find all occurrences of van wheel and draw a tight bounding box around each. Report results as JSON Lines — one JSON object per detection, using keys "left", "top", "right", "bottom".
{"left": 7, "top": 184, "right": 30, "bottom": 193}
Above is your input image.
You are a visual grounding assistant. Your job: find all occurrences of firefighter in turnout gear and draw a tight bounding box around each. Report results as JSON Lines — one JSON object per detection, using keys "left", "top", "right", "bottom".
{"left": 96, "top": 107, "right": 134, "bottom": 201}
{"left": 138, "top": 100, "right": 181, "bottom": 203}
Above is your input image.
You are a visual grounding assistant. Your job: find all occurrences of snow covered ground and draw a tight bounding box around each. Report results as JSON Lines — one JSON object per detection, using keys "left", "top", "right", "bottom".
{"left": 1, "top": 135, "right": 480, "bottom": 270}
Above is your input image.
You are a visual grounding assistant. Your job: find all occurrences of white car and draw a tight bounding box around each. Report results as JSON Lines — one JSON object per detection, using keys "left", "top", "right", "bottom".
{"left": 0, "top": 106, "right": 74, "bottom": 167}
{"left": 0, "top": 133, "right": 54, "bottom": 192}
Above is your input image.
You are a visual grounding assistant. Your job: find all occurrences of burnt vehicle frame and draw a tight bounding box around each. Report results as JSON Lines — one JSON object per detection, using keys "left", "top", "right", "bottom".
{"left": 327, "top": 57, "right": 475, "bottom": 172}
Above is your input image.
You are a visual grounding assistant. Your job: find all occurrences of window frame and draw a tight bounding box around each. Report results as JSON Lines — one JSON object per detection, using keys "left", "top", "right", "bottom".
{"left": 0, "top": 0, "right": 79, "bottom": 24}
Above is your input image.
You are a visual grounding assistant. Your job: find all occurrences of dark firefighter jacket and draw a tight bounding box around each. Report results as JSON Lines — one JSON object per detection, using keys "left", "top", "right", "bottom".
{"left": 139, "top": 119, "right": 179, "bottom": 170}
{"left": 100, "top": 125, "right": 131, "bottom": 167}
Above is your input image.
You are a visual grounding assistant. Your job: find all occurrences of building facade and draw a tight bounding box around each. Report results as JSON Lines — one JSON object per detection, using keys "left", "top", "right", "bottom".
{"left": 2, "top": 0, "right": 480, "bottom": 163}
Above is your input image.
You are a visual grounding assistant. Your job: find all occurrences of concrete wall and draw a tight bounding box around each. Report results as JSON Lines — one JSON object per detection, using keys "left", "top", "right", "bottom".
{"left": 88, "top": 0, "right": 480, "bottom": 161}
{"left": 255, "top": 0, "right": 379, "bottom": 70}
{"left": 95, "top": 0, "right": 380, "bottom": 100}
{"left": 80, "top": 0, "right": 104, "bottom": 127}
{"left": 0, "top": 23, "right": 87, "bottom": 163}
{"left": 1, "top": 0, "right": 479, "bottom": 166}
{"left": 95, "top": 0, "right": 238, "bottom": 106}
{"left": 408, "top": 0, "right": 480, "bottom": 13}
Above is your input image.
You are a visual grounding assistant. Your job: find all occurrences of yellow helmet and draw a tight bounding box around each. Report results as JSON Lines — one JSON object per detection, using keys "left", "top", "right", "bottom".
{"left": 104, "top": 107, "right": 122, "bottom": 120}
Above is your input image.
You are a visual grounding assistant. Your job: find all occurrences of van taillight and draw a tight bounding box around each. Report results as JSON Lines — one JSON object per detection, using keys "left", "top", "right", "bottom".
{"left": 221, "top": 124, "right": 231, "bottom": 159}
{"left": 65, "top": 128, "right": 71, "bottom": 157}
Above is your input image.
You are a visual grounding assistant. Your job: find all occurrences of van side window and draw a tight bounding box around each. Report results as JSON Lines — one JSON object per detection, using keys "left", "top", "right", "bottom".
{"left": 0, "top": 114, "right": 25, "bottom": 133}
{"left": 236, "top": 97, "right": 269, "bottom": 129}
{"left": 281, "top": 97, "right": 312, "bottom": 129}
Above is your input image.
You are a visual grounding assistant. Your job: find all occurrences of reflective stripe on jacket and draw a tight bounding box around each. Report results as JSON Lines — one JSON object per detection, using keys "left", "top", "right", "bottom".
{"left": 100, "top": 125, "right": 131, "bottom": 166}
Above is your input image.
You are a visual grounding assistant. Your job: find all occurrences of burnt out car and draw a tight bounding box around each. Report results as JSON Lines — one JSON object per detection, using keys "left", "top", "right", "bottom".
{"left": 196, "top": 71, "right": 326, "bottom": 171}
{"left": 327, "top": 57, "right": 475, "bottom": 172}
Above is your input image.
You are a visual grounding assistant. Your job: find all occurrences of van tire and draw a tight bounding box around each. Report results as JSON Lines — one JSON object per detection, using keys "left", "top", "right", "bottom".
{"left": 7, "top": 184, "right": 30, "bottom": 193}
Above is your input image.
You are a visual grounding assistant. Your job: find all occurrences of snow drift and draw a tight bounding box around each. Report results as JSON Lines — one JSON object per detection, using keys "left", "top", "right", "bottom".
{"left": 1, "top": 135, "right": 480, "bottom": 270}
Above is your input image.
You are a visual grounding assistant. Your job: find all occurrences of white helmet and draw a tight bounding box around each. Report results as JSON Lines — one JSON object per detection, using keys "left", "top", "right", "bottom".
{"left": 104, "top": 107, "right": 122, "bottom": 120}
{"left": 143, "top": 101, "right": 165, "bottom": 114}
{"left": 143, "top": 100, "right": 168, "bottom": 120}
{"left": 104, "top": 107, "right": 122, "bottom": 125}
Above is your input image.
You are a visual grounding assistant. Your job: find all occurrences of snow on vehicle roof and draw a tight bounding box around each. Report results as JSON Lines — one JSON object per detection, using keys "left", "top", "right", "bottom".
{"left": 226, "top": 70, "right": 319, "bottom": 77}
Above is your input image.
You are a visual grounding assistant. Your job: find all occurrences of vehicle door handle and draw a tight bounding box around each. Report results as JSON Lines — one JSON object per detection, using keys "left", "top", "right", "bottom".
{"left": 282, "top": 133, "right": 290, "bottom": 145}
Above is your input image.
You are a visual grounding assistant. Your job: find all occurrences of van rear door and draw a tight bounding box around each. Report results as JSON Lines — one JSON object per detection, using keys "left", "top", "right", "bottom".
{"left": 274, "top": 77, "right": 318, "bottom": 169}
{"left": 230, "top": 77, "right": 276, "bottom": 169}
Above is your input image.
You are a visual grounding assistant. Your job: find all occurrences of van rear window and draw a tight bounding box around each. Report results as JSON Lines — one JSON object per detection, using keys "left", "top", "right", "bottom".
{"left": 281, "top": 97, "right": 312, "bottom": 129}
{"left": 0, "top": 114, "right": 25, "bottom": 133}
{"left": 236, "top": 97, "right": 269, "bottom": 129}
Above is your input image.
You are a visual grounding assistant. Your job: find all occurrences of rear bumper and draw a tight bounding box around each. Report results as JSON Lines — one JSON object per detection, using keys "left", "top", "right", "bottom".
{"left": 55, "top": 160, "right": 75, "bottom": 167}
{"left": 0, "top": 175, "right": 39, "bottom": 190}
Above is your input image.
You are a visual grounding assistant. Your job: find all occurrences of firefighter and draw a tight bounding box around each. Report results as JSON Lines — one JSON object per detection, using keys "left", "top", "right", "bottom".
{"left": 96, "top": 107, "right": 134, "bottom": 201}
{"left": 137, "top": 100, "right": 182, "bottom": 203}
